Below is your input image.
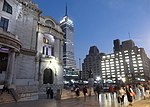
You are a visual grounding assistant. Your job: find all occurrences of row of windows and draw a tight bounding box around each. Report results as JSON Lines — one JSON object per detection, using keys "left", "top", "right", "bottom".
{"left": 0, "top": 1, "right": 12, "bottom": 30}
{"left": 42, "top": 46, "right": 54, "bottom": 56}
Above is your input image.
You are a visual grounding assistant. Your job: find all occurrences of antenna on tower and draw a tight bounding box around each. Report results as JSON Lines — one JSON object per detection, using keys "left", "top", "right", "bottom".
{"left": 65, "top": 2, "right": 68, "bottom": 16}
{"left": 128, "top": 32, "right": 131, "bottom": 40}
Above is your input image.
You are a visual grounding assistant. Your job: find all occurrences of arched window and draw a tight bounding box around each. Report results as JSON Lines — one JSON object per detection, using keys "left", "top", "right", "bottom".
{"left": 43, "top": 69, "right": 54, "bottom": 84}
{"left": 42, "top": 33, "right": 55, "bottom": 56}
{"left": 45, "top": 20, "right": 55, "bottom": 28}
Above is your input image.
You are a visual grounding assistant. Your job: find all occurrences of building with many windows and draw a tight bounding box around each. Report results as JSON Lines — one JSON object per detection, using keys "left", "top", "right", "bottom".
{"left": 60, "top": 5, "right": 76, "bottom": 75}
{"left": 82, "top": 46, "right": 103, "bottom": 80}
{"left": 101, "top": 39, "right": 150, "bottom": 84}
{"left": 82, "top": 39, "right": 150, "bottom": 84}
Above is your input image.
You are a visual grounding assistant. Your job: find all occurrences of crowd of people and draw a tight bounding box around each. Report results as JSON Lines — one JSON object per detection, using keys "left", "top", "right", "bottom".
{"left": 69, "top": 81, "right": 150, "bottom": 106}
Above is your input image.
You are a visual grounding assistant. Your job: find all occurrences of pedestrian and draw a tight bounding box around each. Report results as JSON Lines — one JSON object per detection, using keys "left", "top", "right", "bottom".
{"left": 116, "top": 86, "right": 121, "bottom": 105}
{"left": 75, "top": 86, "right": 80, "bottom": 96}
{"left": 50, "top": 88, "right": 54, "bottom": 99}
{"left": 83, "top": 85, "right": 88, "bottom": 97}
{"left": 119, "top": 86, "right": 126, "bottom": 105}
{"left": 46, "top": 88, "right": 50, "bottom": 99}
{"left": 126, "top": 85, "right": 134, "bottom": 106}
{"left": 96, "top": 84, "right": 100, "bottom": 99}
{"left": 144, "top": 84, "right": 150, "bottom": 99}
{"left": 109, "top": 84, "right": 115, "bottom": 98}
{"left": 1, "top": 83, "right": 9, "bottom": 94}
{"left": 138, "top": 83, "right": 144, "bottom": 97}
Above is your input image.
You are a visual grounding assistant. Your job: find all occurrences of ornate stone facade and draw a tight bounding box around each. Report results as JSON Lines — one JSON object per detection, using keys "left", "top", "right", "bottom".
{"left": 0, "top": 0, "right": 64, "bottom": 101}
{"left": 37, "top": 16, "right": 64, "bottom": 95}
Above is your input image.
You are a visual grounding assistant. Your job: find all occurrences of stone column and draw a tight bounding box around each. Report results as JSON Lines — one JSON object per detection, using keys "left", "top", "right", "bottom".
{"left": 54, "top": 38, "right": 59, "bottom": 59}
{"left": 60, "top": 40, "right": 63, "bottom": 62}
{"left": 6, "top": 49, "right": 16, "bottom": 85}
{"left": 39, "top": 71, "right": 43, "bottom": 85}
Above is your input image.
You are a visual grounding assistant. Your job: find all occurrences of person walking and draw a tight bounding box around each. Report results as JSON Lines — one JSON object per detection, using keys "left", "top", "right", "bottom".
{"left": 96, "top": 84, "right": 100, "bottom": 99}
{"left": 83, "top": 85, "right": 88, "bottom": 97}
{"left": 119, "top": 86, "right": 126, "bottom": 105}
{"left": 144, "top": 84, "right": 150, "bottom": 99}
{"left": 50, "top": 88, "right": 54, "bottom": 99}
{"left": 46, "top": 88, "right": 50, "bottom": 99}
{"left": 126, "top": 85, "right": 134, "bottom": 106}
{"left": 75, "top": 86, "right": 80, "bottom": 96}
{"left": 109, "top": 84, "right": 115, "bottom": 98}
{"left": 116, "top": 86, "right": 121, "bottom": 105}
{"left": 1, "top": 83, "right": 9, "bottom": 94}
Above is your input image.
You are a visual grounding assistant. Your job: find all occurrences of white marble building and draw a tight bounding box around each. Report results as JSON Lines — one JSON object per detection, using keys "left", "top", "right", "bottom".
{"left": 0, "top": 0, "right": 64, "bottom": 101}
{"left": 37, "top": 16, "right": 64, "bottom": 94}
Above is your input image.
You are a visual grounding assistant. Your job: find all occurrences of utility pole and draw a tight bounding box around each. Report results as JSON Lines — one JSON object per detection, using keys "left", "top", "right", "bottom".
{"left": 79, "top": 58, "right": 81, "bottom": 71}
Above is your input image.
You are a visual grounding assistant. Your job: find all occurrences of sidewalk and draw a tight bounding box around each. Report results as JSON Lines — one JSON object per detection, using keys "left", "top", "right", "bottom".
{"left": 126, "top": 98, "right": 150, "bottom": 107}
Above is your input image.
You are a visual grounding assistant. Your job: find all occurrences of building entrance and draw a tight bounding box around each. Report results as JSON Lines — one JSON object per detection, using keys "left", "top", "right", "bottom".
{"left": 43, "top": 69, "right": 54, "bottom": 84}
{"left": 0, "top": 51, "right": 8, "bottom": 83}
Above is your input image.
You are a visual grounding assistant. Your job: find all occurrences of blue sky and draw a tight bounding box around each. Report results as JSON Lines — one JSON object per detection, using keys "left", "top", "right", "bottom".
{"left": 33, "top": 0, "right": 150, "bottom": 67}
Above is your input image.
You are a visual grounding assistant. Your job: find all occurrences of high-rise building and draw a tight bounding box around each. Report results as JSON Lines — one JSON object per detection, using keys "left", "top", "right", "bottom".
{"left": 82, "top": 46, "right": 102, "bottom": 80}
{"left": 82, "top": 39, "right": 150, "bottom": 84}
{"left": 60, "top": 5, "right": 76, "bottom": 73}
{"left": 101, "top": 39, "right": 150, "bottom": 84}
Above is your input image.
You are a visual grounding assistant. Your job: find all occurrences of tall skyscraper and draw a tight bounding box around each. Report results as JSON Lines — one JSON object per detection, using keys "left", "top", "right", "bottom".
{"left": 60, "top": 4, "right": 76, "bottom": 73}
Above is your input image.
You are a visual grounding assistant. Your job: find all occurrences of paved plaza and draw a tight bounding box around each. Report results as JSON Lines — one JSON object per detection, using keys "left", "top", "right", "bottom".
{"left": 1, "top": 92, "right": 150, "bottom": 107}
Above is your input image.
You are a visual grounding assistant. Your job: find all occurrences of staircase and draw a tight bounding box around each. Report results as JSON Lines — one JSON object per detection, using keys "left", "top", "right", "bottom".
{"left": 0, "top": 92, "right": 16, "bottom": 104}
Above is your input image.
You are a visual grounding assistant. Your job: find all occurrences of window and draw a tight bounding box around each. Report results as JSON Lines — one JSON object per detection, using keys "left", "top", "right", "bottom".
{"left": 42, "top": 46, "right": 54, "bottom": 56}
{"left": 138, "top": 64, "right": 143, "bottom": 66}
{"left": 132, "top": 58, "right": 136, "bottom": 61}
{"left": 45, "top": 20, "right": 55, "bottom": 27}
{"left": 121, "top": 69, "right": 124, "bottom": 71}
{"left": 0, "top": 17, "right": 9, "bottom": 31}
{"left": 133, "top": 61, "right": 136, "bottom": 63}
{"left": 124, "top": 50, "right": 128, "bottom": 53}
{"left": 3, "top": 0, "right": 12, "bottom": 14}
{"left": 43, "top": 37, "right": 49, "bottom": 44}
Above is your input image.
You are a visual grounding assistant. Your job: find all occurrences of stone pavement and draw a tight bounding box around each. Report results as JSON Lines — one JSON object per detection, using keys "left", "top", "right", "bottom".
{"left": 126, "top": 98, "right": 150, "bottom": 107}
{"left": 1, "top": 93, "right": 150, "bottom": 107}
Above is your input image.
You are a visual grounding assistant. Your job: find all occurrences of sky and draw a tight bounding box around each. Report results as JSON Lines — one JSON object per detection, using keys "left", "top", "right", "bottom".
{"left": 32, "top": 0, "right": 150, "bottom": 68}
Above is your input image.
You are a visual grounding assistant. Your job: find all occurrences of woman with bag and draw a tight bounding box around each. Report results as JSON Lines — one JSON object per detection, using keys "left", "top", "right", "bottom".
{"left": 116, "top": 86, "right": 121, "bottom": 105}
{"left": 119, "top": 87, "right": 126, "bottom": 105}
{"left": 126, "top": 85, "right": 134, "bottom": 106}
